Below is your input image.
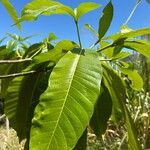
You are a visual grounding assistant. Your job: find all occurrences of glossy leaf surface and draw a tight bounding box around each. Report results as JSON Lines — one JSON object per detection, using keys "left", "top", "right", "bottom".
{"left": 30, "top": 51, "right": 102, "bottom": 150}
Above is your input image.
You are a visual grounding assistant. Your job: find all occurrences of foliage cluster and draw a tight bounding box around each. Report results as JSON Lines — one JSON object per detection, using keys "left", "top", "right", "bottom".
{"left": 0, "top": 0, "right": 150, "bottom": 150}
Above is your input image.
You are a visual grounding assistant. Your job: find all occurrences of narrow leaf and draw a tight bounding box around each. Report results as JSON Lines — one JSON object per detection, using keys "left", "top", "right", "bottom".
{"left": 30, "top": 51, "right": 102, "bottom": 150}
{"left": 102, "top": 62, "right": 141, "bottom": 149}
{"left": 98, "top": 1, "right": 113, "bottom": 41}
{"left": 0, "top": 0, "right": 21, "bottom": 29}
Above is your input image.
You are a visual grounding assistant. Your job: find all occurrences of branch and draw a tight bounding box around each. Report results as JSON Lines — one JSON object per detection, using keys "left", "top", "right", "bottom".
{"left": 0, "top": 58, "right": 32, "bottom": 64}
{"left": 0, "top": 68, "right": 50, "bottom": 79}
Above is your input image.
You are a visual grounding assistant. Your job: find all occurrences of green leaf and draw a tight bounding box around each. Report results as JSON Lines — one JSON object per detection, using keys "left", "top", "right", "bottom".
{"left": 23, "top": 43, "right": 49, "bottom": 59}
{"left": 102, "top": 62, "right": 141, "bottom": 149}
{"left": 119, "top": 63, "right": 143, "bottom": 91}
{"left": 98, "top": 1, "right": 113, "bottom": 41}
{"left": 21, "top": 0, "right": 75, "bottom": 21}
{"left": 74, "top": 2, "right": 100, "bottom": 21}
{"left": 32, "top": 40, "right": 78, "bottom": 65}
{"left": 4, "top": 63, "right": 52, "bottom": 142}
{"left": 105, "top": 28, "right": 150, "bottom": 41}
{"left": 100, "top": 41, "right": 129, "bottom": 60}
{"left": 123, "top": 39, "right": 150, "bottom": 59}
{"left": 90, "top": 83, "right": 112, "bottom": 136}
{"left": 0, "top": 0, "right": 21, "bottom": 30}
{"left": 123, "top": 104, "right": 141, "bottom": 150}
{"left": 30, "top": 51, "right": 102, "bottom": 150}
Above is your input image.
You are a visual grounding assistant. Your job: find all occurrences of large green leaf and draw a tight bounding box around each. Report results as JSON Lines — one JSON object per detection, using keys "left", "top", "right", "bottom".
{"left": 90, "top": 83, "right": 112, "bottom": 136}
{"left": 98, "top": 1, "right": 113, "bottom": 42}
{"left": 0, "top": 0, "right": 21, "bottom": 29}
{"left": 74, "top": 2, "right": 100, "bottom": 21}
{"left": 21, "top": 0, "right": 75, "bottom": 21}
{"left": 102, "top": 63, "right": 141, "bottom": 150}
{"left": 123, "top": 39, "right": 150, "bottom": 59}
{"left": 30, "top": 50, "right": 102, "bottom": 150}
{"left": 119, "top": 62, "right": 143, "bottom": 91}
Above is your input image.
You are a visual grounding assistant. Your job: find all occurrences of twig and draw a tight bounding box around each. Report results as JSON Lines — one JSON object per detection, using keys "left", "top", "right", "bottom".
{"left": 0, "top": 58, "right": 32, "bottom": 64}
{"left": 0, "top": 67, "right": 51, "bottom": 79}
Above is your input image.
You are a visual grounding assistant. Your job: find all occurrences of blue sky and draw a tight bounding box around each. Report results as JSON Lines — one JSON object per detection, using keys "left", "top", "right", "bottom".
{"left": 0, "top": 0, "right": 150, "bottom": 48}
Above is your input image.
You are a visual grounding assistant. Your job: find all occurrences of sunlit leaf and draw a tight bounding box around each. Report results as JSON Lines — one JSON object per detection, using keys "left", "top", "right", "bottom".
{"left": 74, "top": 2, "right": 100, "bottom": 21}
{"left": 21, "top": 0, "right": 75, "bottom": 21}
{"left": 105, "top": 28, "right": 150, "bottom": 41}
{"left": 30, "top": 51, "right": 102, "bottom": 150}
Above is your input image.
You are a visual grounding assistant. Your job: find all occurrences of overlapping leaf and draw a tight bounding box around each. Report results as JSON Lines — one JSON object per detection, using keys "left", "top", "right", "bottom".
{"left": 21, "top": 0, "right": 75, "bottom": 21}
{"left": 123, "top": 39, "right": 150, "bottom": 59}
{"left": 30, "top": 51, "right": 102, "bottom": 150}
{"left": 119, "top": 62, "right": 143, "bottom": 91}
{"left": 4, "top": 62, "right": 51, "bottom": 142}
{"left": 90, "top": 83, "right": 112, "bottom": 136}
{"left": 102, "top": 62, "right": 141, "bottom": 150}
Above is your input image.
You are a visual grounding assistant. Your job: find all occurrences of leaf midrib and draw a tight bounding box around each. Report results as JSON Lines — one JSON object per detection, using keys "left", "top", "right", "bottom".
{"left": 47, "top": 54, "right": 80, "bottom": 149}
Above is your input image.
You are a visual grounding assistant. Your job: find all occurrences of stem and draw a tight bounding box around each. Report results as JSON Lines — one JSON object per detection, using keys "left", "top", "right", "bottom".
{"left": 0, "top": 58, "right": 32, "bottom": 64}
{"left": 0, "top": 70, "right": 37, "bottom": 78}
{"left": 0, "top": 67, "right": 51, "bottom": 79}
{"left": 97, "top": 43, "right": 114, "bottom": 52}
{"left": 75, "top": 20, "right": 82, "bottom": 49}
{"left": 124, "top": 0, "right": 141, "bottom": 25}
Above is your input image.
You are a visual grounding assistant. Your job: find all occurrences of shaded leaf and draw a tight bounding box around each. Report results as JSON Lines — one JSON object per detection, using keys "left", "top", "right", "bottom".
{"left": 98, "top": 1, "right": 113, "bottom": 41}
{"left": 4, "top": 62, "right": 52, "bottom": 142}
{"left": 90, "top": 83, "right": 112, "bottom": 136}
{"left": 30, "top": 51, "right": 102, "bottom": 150}
{"left": 119, "top": 63, "right": 143, "bottom": 91}
{"left": 102, "top": 62, "right": 141, "bottom": 150}
{"left": 123, "top": 39, "right": 150, "bottom": 59}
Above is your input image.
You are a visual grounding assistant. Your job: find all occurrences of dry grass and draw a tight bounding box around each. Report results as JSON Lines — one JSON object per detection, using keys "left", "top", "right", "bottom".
{"left": 0, "top": 126, "right": 25, "bottom": 150}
